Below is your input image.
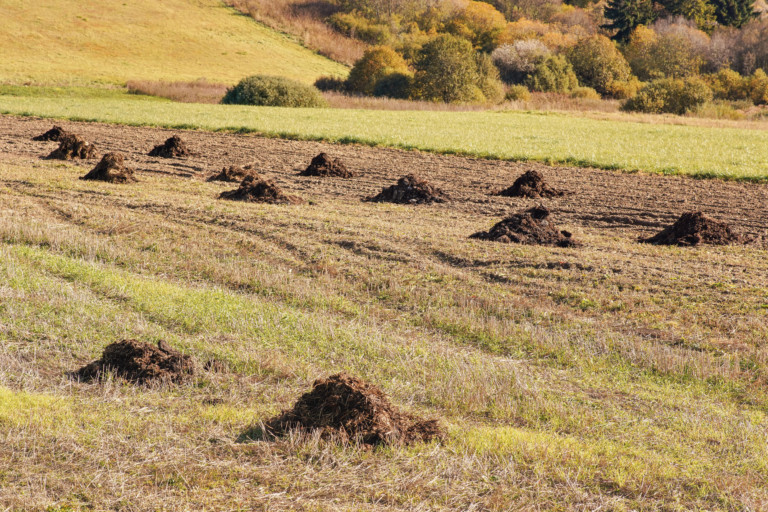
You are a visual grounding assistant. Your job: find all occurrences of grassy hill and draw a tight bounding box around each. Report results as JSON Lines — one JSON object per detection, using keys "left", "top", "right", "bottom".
{"left": 0, "top": 0, "right": 347, "bottom": 86}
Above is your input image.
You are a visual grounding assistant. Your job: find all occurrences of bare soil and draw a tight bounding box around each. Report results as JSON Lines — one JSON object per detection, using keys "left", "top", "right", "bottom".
{"left": 470, "top": 206, "right": 577, "bottom": 247}
{"left": 81, "top": 152, "right": 136, "bottom": 183}
{"left": 300, "top": 152, "right": 355, "bottom": 178}
{"left": 3, "top": 115, "right": 768, "bottom": 241}
{"left": 208, "top": 164, "right": 261, "bottom": 182}
{"left": 266, "top": 372, "right": 445, "bottom": 446}
{"left": 495, "top": 170, "right": 565, "bottom": 199}
{"left": 32, "top": 125, "right": 68, "bottom": 142}
{"left": 148, "top": 135, "right": 193, "bottom": 158}
{"left": 220, "top": 175, "right": 304, "bottom": 204}
{"left": 366, "top": 174, "right": 447, "bottom": 204}
{"left": 641, "top": 211, "right": 744, "bottom": 246}
{"left": 46, "top": 133, "right": 98, "bottom": 160}
{"left": 75, "top": 340, "right": 196, "bottom": 384}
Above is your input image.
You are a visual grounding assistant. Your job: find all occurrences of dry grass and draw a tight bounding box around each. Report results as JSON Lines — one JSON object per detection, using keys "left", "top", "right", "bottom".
{"left": 225, "top": 0, "right": 366, "bottom": 65}
{"left": 127, "top": 79, "right": 229, "bottom": 104}
{"left": 1, "top": 127, "right": 768, "bottom": 509}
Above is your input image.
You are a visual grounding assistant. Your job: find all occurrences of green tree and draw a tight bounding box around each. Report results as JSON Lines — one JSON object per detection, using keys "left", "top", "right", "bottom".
{"left": 567, "top": 35, "right": 633, "bottom": 97}
{"left": 347, "top": 46, "right": 410, "bottom": 96}
{"left": 525, "top": 54, "right": 579, "bottom": 93}
{"left": 602, "top": 0, "right": 656, "bottom": 42}
{"left": 711, "top": 0, "right": 756, "bottom": 27}
{"left": 411, "top": 35, "right": 484, "bottom": 103}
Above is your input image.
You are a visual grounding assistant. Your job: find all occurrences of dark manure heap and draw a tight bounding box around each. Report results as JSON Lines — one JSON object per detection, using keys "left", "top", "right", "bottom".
{"left": 366, "top": 174, "right": 447, "bottom": 204}
{"left": 219, "top": 175, "right": 304, "bottom": 204}
{"left": 266, "top": 372, "right": 445, "bottom": 446}
{"left": 46, "top": 133, "right": 98, "bottom": 160}
{"left": 300, "top": 153, "right": 356, "bottom": 178}
{"left": 32, "top": 125, "right": 68, "bottom": 142}
{"left": 75, "top": 340, "right": 196, "bottom": 384}
{"left": 148, "top": 135, "right": 193, "bottom": 158}
{"left": 641, "top": 211, "right": 743, "bottom": 246}
{"left": 80, "top": 152, "right": 136, "bottom": 183}
{"left": 495, "top": 170, "right": 565, "bottom": 198}
{"left": 471, "top": 205, "right": 577, "bottom": 247}
{"left": 208, "top": 164, "right": 261, "bottom": 182}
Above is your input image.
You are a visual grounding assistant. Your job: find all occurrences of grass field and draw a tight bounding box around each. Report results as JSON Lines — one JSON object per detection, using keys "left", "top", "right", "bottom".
{"left": 0, "top": 0, "right": 347, "bottom": 86}
{"left": 3, "top": 87, "right": 768, "bottom": 181}
{"left": 1, "top": 130, "right": 767, "bottom": 509}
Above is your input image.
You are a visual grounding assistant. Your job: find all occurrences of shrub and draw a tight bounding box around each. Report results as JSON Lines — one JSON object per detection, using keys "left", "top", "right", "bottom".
{"left": 745, "top": 69, "right": 768, "bottom": 104}
{"left": 570, "top": 86, "right": 601, "bottom": 99}
{"left": 221, "top": 76, "right": 327, "bottom": 107}
{"left": 505, "top": 85, "right": 531, "bottom": 101}
{"left": 373, "top": 71, "right": 413, "bottom": 99}
{"left": 445, "top": 1, "right": 508, "bottom": 52}
{"left": 411, "top": 34, "right": 484, "bottom": 103}
{"left": 491, "top": 40, "right": 551, "bottom": 84}
{"left": 606, "top": 78, "right": 643, "bottom": 99}
{"left": 707, "top": 68, "right": 748, "bottom": 100}
{"left": 347, "top": 46, "right": 410, "bottom": 96}
{"left": 475, "top": 52, "right": 506, "bottom": 103}
{"left": 567, "top": 35, "right": 633, "bottom": 97}
{"left": 328, "top": 12, "right": 391, "bottom": 44}
{"left": 624, "top": 22, "right": 706, "bottom": 80}
{"left": 622, "top": 77, "right": 713, "bottom": 114}
{"left": 314, "top": 76, "right": 348, "bottom": 93}
{"left": 526, "top": 54, "right": 579, "bottom": 93}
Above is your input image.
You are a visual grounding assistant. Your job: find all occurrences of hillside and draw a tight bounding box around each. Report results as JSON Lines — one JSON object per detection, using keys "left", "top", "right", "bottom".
{"left": 0, "top": 0, "right": 348, "bottom": 86}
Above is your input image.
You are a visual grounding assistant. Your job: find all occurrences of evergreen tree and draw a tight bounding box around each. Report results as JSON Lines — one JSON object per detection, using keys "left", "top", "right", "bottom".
{"left": 711, "top": 0, "right": 756, "bottom": 27}
{"left": 602, "top": 0, "right": 656, "bottom": 42}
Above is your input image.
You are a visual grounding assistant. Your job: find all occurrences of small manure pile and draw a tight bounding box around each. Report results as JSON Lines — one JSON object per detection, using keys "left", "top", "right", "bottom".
{"left": 46, "top": 133, "right": 98, "bottom": 160}
{"left": 219, "top": 175, "right": 304, "bottom": 204}
{"left": 32, "top": 125, "right": 68, "bottom": 141}
{"left": 300, "top": 153, "right": 356, "bottom": 178}
{"left": 208, "top": 164, "right": 260, "bottom": 182}
{"left": 266, "top": 372, "right": 445, "bottom": 446}
{"left": 75, "top": 340, "right": 196, "bottom": 384}
{"left": 641, "top": 211, "right": 743, "bottom": 246}
{"left": 495, "top": 170, "right": 565, "bottom": 198}
{"left": 148, "top": 135, "right": 193, "bottom": 158}
{"left": 366, "top": 174, "right": 447, "bottom": 204}
{"left": 470, "top": 205, "right": 577, "bottom": 247}
{"left": 80, "top": 152, "right": 136, "bottom": 183}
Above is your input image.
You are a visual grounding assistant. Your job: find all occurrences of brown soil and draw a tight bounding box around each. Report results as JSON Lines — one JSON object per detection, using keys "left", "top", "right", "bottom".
{"left": 75, "top": 340, "right": 196, "bottom": 384}
{"left": 148, "top": 135, "right": 193, "bottom": 158}
{"left": 641, "top": 211, "right": 743, "bottom": 246}
{"left": 80, "top": 152, "right": 136, "bottom": 183}
{"left": 366, "top": 174, "right": 447, "bottom": 204}
{"left": 300, "top": 153, "right": 356, "bottom": 178}
{"left": 266, "top": 372, "right": 445, "bottom": 446}
{"left": 495, "top": 170, "right": 565, "bottom": 199}
{"left": 471, "top": 206, "right": 577, "bottom": 247}
{"left": 207, "top": 164, "right": 261, "bottom": 182}
{"left": 32, "top": 125, "right": 68, "bottom": 142}
{"left": 219, "top": 175, "right": 304, "bottom": 204}
{"left": 46, "top": 133, "right": 98, "bottom": 160}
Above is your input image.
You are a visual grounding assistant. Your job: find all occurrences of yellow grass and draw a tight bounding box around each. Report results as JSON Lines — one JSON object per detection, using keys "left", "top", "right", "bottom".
{"left": 0, "top": 0, "right": 348, "bottom": 86}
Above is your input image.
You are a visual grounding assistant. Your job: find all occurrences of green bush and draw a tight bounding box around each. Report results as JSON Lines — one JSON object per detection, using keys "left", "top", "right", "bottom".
{"left": 221, "top": 75, "right": 328, "bottom": 108}
{"left": 373, "top": 72, "right": 413, "bottom": 99}
{"left": 328, "top": 12, "right": 391, "bottom": 44}
{"left": 745, "top": 69, "right": 768, "bottom": 105}
{"left": 567, "top": 35, "right": 633, "bottom": 97}
{"left": 525, "top": 55, "right": 579, "bottom": 93}
{"left": 622, "top": 77, "right": 713, "bottom": 114}
{"left": 570, "top": 86, "right": 601, "bottom": 100}
{"left": 314, "top": 76, "right": 348, "bottom": 93}
{"left": 347, "top": 46, "right": 410, "bottom": 96}
{"left": 411, "top": 35, "right": 485, "bottom": 103}
{"left": 505, "top": 84, "right": 531, "bottom": 101}
{"left": 475, "top": 52, "right": 505, "bottom": 103}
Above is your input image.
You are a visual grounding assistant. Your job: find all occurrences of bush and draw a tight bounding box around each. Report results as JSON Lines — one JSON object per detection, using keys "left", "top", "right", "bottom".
{"left": 411, "top": 35, "right": 485, "bottom": 103}
{"left": 347, "top": 46, "right": 410, "bottom": 96}
{"left": 624, "top": 22, "right": 706, "bottom": 80}
{"left": 475, "top": 52, "right": 506, "bottom": 103}
{"left": 373, "top": 72, "right": 413, "bottom": 99}
{"left": 328, "top": 12, "right": 391, "bottom": 45}
{"left": 526, "top": 54, "right": 579, "bottom": 93}
{"left": 445, "top": 1, "right": 508, "bottom": 52}
{"left": 314, "top": 76, "right": 348, "bottom": 93}
{"left": 745, "top": 69, "right": 768, "bottom": 104}
{"left": 567, "top": 35, "right": 633, "bottom": 97}
{"left": 706, "top": 69, "right": 748, "bottom": 100}
{"left": 622, "top": 77, "right": 713, "bottom": 114}
{"left": 505, "top": 85, "right": 531, "bottom": 101}
{"left": 570, "top": 86, "right": 601, "bottom": 99}
{"left": 221, "top": 76, "right": 328, "bottom": 108}
{"left": 491, "top": 40, "right": 551, "bottom": 84}
{"left": 605, "top": 78, "right": 643, "bottom": 99}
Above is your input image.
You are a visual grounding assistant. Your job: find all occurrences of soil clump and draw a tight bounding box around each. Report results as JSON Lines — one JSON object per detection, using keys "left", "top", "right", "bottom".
{"left": 366, "top": 174, "right": 447, "bottom": 204}
{"left": 641, "top": 211, "right": 743, "bottom": 246}
{"left": 148, "top": 135, "right": 193, "bottom": 158}
{"left": 80, "top": 152, "right": 136, "bottom": 183}
{"left": 75, "top": 340, "right": 196, "bottom": 384}
{"left": 46, "top": 133, "right": 98, "bottom": 160}
{"left": 32, "top": 125, "right": 68, "bottom": 141}
{"left": 208, "top": 164, "right": 261, "bottom": 182}
{"left": 219, "top": 175, "right": 304, "bottom": 204}
{"left": 495, "top": 170, "right": 565, "bottom": 198}
{"left": 300, "top": 153, "right": 356, "bottom": 178}
{"left": 470, "top": 205, "right": 577, "bottom": 247}
{"left": 266, "top": 372, "right": 445, "bottom": 446}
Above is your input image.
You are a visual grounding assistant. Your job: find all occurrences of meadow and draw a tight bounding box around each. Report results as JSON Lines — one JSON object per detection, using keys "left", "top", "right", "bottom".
{"left": 3, "top": 87, "right": 768, "bottom": 181}
{"left": 0, "top": 0, "right": 346, "bottom": 86}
